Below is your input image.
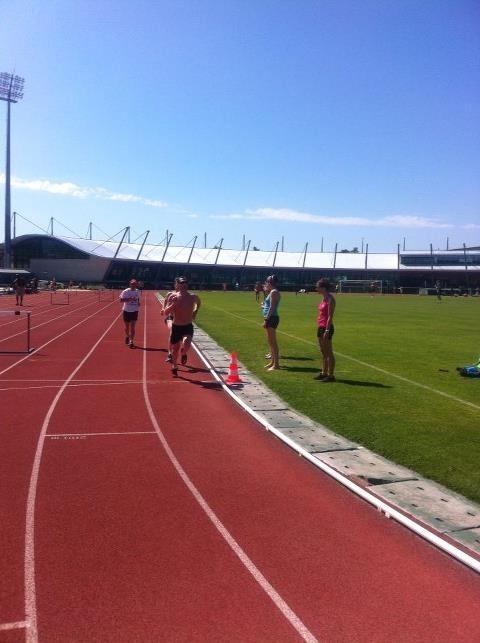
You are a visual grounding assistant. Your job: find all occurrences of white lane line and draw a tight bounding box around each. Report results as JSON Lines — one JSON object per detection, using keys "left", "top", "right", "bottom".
{"left": 209, "top": 307, "right": 480, "bottom": 412}
{"left": 0, "top": 382, "right": 145, "bottom": 392}
{"left": 143, "top": 299, "right": 318, "bottom": 642}
{"left": 0, "top": 620, "right": 28, "bottom": 630}
{"left": 0, "top": 301, "right": 118, "bottom": 378}
{"left": 24, "top": 314, "right": 120, "bottom": 643}
{"left": 0, "top": 378, "right": 145, "bottom": 382}
{"left": 46, "top": 431, "right": 156, "bottom": 437}
{"left": 0, "top": 297, "right": 105, "bottom": 345}
{"left": 191, "top": 337, "right": 480, "bottom": 575}
{"left": 0, "top": 380, "right": 180, "bottom": 393}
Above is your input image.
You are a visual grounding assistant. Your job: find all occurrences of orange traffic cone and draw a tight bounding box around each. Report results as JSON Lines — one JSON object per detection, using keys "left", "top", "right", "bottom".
{"left": 225, "top": 352, "right": 242, "bottom": 384}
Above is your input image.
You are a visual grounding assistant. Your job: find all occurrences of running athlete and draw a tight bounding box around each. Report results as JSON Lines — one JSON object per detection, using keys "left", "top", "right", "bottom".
{"left": 262, "top": 275, "right": 281, "bottom": 370}
{"left": 315, "top": 278, "right": 336, "bottom": 381}
{"left": 163, "top": 277, "right": 201, "bottom": 375}
{"left": 161, "top": 278, "right": 180, "bottom": 362}
{"left": 120, "top": 279, "right": 141, "bottom": 348}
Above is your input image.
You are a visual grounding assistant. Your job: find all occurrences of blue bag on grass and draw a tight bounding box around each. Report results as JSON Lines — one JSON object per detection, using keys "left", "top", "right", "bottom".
{"left": 457, "top": 358, "right": 480, "bottom": 378}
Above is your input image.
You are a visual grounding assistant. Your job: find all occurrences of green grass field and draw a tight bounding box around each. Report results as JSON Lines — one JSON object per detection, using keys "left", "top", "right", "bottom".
{"left": 193, "top": 291, "right": 480, "bottom": 503}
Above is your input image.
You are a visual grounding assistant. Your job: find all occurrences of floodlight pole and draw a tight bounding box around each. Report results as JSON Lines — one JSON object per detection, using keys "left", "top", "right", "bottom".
{"left": 1, "top": 73, "right": 24, "bottom": 268}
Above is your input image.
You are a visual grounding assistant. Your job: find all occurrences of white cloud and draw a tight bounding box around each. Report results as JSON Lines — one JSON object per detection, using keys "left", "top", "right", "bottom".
{"left": 0, "top": 173, "right": 168, "bottom": 208}
{"left": 212, "top": 208, "right": 453, "bottom": 229}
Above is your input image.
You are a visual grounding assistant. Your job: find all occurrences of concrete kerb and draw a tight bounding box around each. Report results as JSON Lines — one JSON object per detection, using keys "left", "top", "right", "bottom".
{"left": 191, "top": 328, "right": 480, "bottom": 574}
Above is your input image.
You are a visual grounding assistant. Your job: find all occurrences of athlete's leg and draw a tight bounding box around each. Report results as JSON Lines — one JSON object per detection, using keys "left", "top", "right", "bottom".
{"left": 129, "top": 321, "right": 136, "bottom": 346}
{"left": 265, "top": 327, "right": 279, "bottom": 370}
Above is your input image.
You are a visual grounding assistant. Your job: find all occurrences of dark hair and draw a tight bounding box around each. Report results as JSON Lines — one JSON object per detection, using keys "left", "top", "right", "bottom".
{"left": 316, "top": 278, "right": 331, "bottom": 290}
{"left": 266, "top": 274, "right": 279, "bottom": 286}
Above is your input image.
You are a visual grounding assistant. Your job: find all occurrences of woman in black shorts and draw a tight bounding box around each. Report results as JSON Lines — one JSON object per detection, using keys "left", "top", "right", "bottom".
{"left": 262, "top": 275, "right": 281, "bottom": 370}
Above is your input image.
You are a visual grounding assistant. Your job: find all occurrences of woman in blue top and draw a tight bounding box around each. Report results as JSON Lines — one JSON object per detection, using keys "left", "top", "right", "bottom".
{"left": 262, "top": 275, "right": 281, "bottom": 370}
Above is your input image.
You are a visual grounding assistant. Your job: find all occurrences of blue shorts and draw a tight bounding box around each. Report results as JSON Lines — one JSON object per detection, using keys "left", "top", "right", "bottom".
{"left": 265, "top": 315, "right": 279, "bottom": 329}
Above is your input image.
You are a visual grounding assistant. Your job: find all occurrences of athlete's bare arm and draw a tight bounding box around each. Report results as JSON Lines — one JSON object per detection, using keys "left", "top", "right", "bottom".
{"left": 192, "top": 295, "right": 201, "bottom": 320}
{"left": 162, "top": 291, "right": 174, "bottom": 314}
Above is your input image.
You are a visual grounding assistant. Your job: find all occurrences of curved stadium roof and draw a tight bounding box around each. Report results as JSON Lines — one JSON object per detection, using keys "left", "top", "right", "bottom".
{"left": 44, "top": 235, "right": 480, "bottom": 272}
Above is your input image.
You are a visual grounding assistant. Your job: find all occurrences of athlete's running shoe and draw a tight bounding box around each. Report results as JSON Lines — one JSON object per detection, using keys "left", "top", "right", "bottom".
{"left": 125, "top": 336, "right": 130, "bottom": 345}
{"left": 165, "top": 353, "right": 172, "bottom": 363}
{"left": 181, "top": 353, "right": 187, "bottom": 366}
{"left": 129, "top": 341, "right": 134, "bottom": 348}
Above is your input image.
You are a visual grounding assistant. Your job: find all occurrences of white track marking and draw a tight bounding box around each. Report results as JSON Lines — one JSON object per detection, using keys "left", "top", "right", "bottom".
{"left": 24, "top": 314, "right": 120, "bottom": 643}
{"left": 0, "top": 301, "right": 117, "bottom": 378}
{"left": 0, "top": 297, "right": 74, "bottom": 327}
{"left": 46, "top": 431, "right": 156, "bottom": 437}
{"left": 0, "top": 378, "right": 145, "bottom": 382}
{"left": 0, "top": 297, "right": 106, "bottom": 345}
{"left": 209, "top": 307, "right": 480, "bottom": 412}
{"left": 191, "top": 340, "right": 480, "bottom": 575}
{"left": 0, "top": 380, "right": 175, "bottom": 392}
{"left": 0, "top": 382, "right": 145, "bottom": 392}
{"left": 143, "top": 300, "right": 318, "bottom": 642}
{"left": 0, "top": 621, "right": 28, "bottom": 630}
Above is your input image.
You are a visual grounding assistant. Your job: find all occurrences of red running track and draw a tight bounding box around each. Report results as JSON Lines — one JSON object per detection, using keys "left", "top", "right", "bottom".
{"left": 0, "top": 291, "right": 479, "bottom": 642}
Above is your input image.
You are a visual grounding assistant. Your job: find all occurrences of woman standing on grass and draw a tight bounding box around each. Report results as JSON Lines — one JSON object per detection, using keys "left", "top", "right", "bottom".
{"left": 262, "top": 275, "right": 281, "bottom": 370}
{"left": 315, "top": 278, "right": 336, "bottom": 382}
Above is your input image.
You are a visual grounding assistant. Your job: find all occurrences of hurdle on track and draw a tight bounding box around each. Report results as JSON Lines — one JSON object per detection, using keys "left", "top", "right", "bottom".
{"left": 98, "top": 289, "right": 116, "bottom": 302}
{"left": 50, "top": 290, "right": 70, "bottom": 305}
{"left": 0, "top": 310, "right": 34, "bottom": 354}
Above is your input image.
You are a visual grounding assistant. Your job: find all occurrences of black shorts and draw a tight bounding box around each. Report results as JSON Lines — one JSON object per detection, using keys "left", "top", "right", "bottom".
{"left": 123, "top": 310, "right": 139, "bottom": 322}
{"left": 171, "top": 323, "right": 194, "bottom": 344}
{"left": 265, "top": 315, "right": 280, "bottom": 329}
{"left": 317, "top": 325, "right": 334, "bottom": 338}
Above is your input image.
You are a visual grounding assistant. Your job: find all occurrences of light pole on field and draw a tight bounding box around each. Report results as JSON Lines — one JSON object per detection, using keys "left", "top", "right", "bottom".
{"left": 0, "top": 72, "right": 25, "bottom": 268}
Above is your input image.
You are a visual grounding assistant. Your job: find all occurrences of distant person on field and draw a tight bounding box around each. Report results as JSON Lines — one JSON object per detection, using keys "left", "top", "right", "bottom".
{"left": 254, "top": 281, "right": 263, "bottom": 302}
{"left": 161, "top": 278, "right": 180, "bottom": 363}
{"left": 315, "top": 278, "right": 336, "bottom": 382}
{"left": 262, "top": 275, "right": 281, "bottom": 370}
{"left": 13, "top": 274, "right": 26, "bottom": 306}
{"left": 120, "top": 279, "right": 141, "bottom": 348}
{"left": 435, "top": 280, "right": 442, "bottom": 301}
{"left": 163, "top": 277, "right": 201, "bottom": 376}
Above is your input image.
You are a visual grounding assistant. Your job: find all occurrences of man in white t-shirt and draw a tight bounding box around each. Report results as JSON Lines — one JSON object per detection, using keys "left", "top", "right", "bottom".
{"left": 120, "top": 279, "right": 141, "bottom": 348}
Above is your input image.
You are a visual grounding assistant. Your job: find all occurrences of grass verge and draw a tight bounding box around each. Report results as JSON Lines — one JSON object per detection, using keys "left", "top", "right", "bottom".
{"left": 193, "top": 291, "right": 480, "bottom": 503}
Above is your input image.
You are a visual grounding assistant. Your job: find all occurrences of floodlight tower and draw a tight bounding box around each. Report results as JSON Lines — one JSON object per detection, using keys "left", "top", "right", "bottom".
{"left": 0, "top": 72, "right": 25, "bottom": 268}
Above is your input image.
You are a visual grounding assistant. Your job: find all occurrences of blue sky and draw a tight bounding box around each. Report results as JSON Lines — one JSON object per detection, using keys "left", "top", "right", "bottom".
{"left": 1, "top": 0, "right": 479, "bottom": 252}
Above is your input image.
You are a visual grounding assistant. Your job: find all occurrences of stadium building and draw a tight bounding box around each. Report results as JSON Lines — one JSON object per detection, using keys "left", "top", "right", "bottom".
{"left": 2, "top": 232, "right": 480, "bottom": 293}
